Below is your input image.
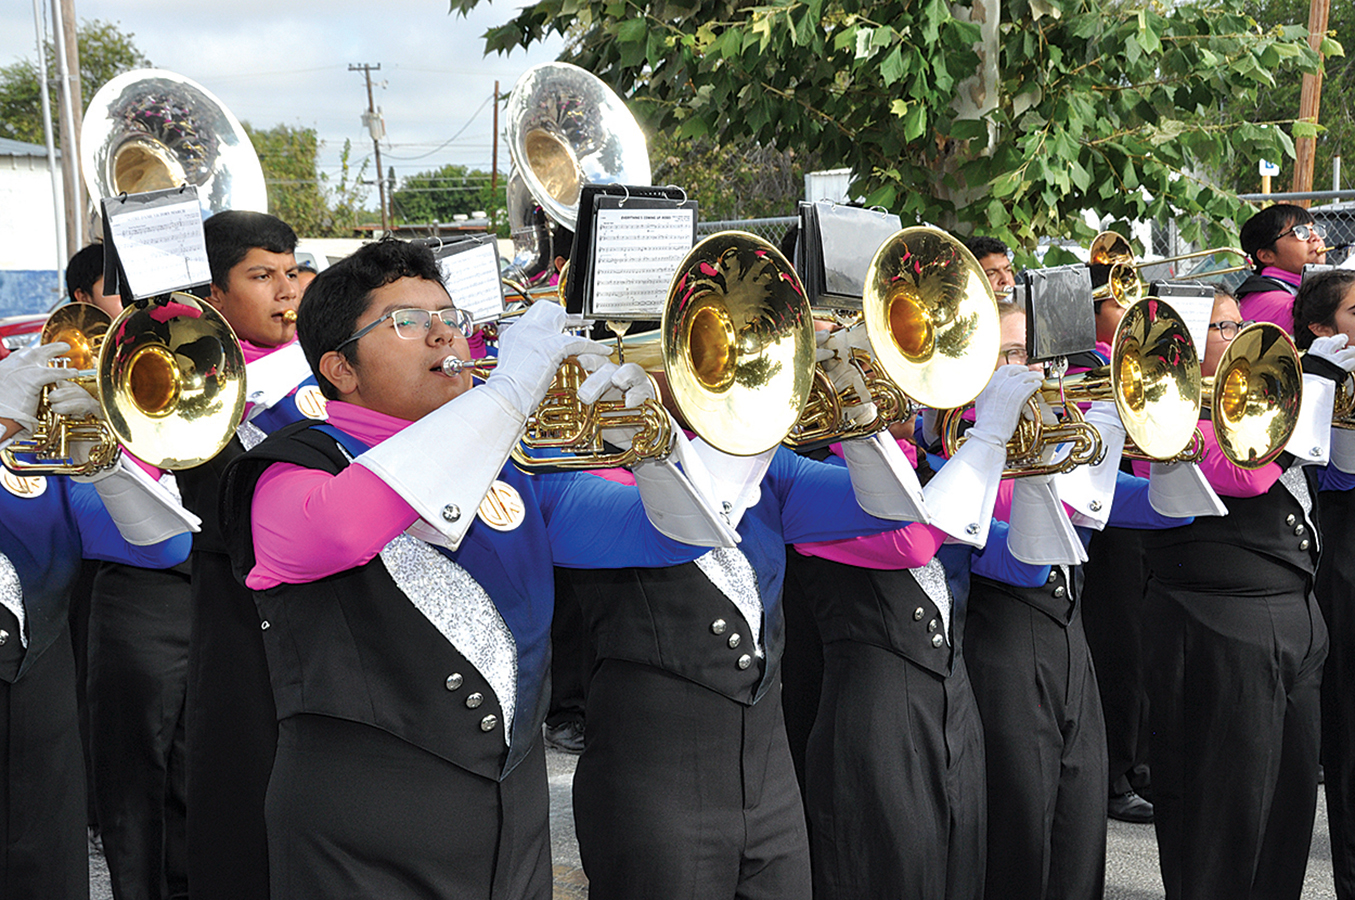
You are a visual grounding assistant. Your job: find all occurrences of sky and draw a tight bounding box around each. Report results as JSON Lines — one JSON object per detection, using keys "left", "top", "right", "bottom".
{"left": 1, "top": 0, "right": 567, "bottom": 198}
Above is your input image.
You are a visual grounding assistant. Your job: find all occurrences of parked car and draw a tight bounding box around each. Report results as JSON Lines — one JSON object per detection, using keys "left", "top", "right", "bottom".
{"left": 0, "top": 312, "right": 46, "bottom": 360}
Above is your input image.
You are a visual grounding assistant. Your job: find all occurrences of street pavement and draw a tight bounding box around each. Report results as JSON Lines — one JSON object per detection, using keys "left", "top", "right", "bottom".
{"left": 89, "top": 746, "right": 1341, "bottom": 899}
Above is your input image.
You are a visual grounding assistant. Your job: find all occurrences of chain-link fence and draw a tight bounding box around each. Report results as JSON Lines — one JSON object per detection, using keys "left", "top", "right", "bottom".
{"left": 697, "top": 216, "right": 799, "bottom": 251}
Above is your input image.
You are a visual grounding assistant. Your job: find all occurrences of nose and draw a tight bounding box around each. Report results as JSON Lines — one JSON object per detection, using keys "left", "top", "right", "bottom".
{"left": 427, "top": 314, "right": 455, "bottom": 344}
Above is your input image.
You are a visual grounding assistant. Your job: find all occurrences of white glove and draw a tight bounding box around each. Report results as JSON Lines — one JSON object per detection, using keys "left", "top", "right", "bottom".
{"left": 0, "top": 341, "right": 79, "bottom": 429}
{"left": 631, "top": 434, "right": 742, "bottom": 548}
{"left": 816, "top": 329, "right": 877, "bottom": 428}
{"left": 485, "top": 301, "right": 610, "bottom": 416}
{"left": 1009, "top": 475, "right": 1088, "bottom": 565}
{"left": 1054, "top": 401, "right": 1126, "bottom": 530}
{"left": 576, "top": 359, "right": 665, "bottom": 452}
{"left": 48, "top": 383, "right": 101, "bottom": 419}
{"left": 1308, "top": 334, "right": 1355, "bottom": 374}
{"left": 1285, "top": 374, "right": 1336, "bottom": 466}
{"left": 969, "top": 366, "right": 1045, "bottom": 447}
{"left": 1331, "top": 427, "right": 1355, "bottom": 474}
{"left": 1148, "top": 461, "right": 1227, "bottom": 517}
{"left": 75, "top": 457, "right": 201, "bottom": 544}
{"left": 841, "top": 433, "right": 929, "bottom": 522}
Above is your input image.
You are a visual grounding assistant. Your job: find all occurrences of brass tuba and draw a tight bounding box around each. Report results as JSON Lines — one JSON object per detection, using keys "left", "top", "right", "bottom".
{"left": 788, "top": 226, "right": 1001, "bottom": 449}
{"left": 1, "top": 294, "right": 247, "bottom": 476}
{"left": 81, "top": 69, "right": 267, "bottom": 219}
{"left": 1205, "top": 322, "right": 1302, "bottom": 469}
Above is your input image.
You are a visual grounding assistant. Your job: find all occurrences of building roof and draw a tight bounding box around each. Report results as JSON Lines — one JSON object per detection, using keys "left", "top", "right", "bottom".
{"left": 0, "top": 137, "right": 58, "bottom": 158}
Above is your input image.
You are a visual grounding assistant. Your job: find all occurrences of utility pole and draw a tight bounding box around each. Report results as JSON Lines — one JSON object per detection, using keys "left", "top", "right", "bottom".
{"left": 1291, "top": 0, "right": 1331, "bottom": 205}
{"left": 32, "top": 0, "right": 64, "bottom": 278}
{"left": 491, "top": 80, "right": 499, "bottom": 232}
{"left": 350, "top": 63, "right": 388, "bottom": 233}
{"left": 52, "top": 0, "right": 84, "bottom": 253}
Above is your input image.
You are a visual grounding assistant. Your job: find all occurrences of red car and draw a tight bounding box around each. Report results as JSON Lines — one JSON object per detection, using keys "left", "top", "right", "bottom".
{"left": 0, "top": 313, "right": 48, "bottom": 361}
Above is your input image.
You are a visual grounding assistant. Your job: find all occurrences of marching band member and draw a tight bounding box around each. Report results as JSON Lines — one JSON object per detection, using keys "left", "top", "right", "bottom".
{"left": 1288, "top": 269, "right": 1355, "bottom": 900}
{"left": 562, "top": 325, "right": 1041, "bottom": 900}
{"left": 176, "top": 210, "right": 313, "bottom": 900}
{"left": 1237, "top": 203, "right": 1328, "bottom": 327}
{"left": 0, "top": 343, "right": 195, "bottom": 898}
{"left": 219, "top": 239, "right": 726, "bottom": 899}
{"left": 961, "top": 303, "right": 1201, "bottom": 900}
{"left": 1140, "top": 288, "right": 1355, "bottom": 900}
{"left": 964, "top": 236, "right": 1017, "bottom": 298}
{"left": 782, "top": 355, "right": 1045, "bottom": 900}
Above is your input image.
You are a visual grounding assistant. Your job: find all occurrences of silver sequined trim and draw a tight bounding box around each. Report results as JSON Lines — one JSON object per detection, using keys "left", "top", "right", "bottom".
{"left": 908, "top": 558, "right": 952, "bottom": 644}
{"left": 1278, "top": 465, "right": 1319, "bottom": 553}
{"left": 380, "top": 534, "right": 517, "bottom": 747}
{"left": 694, "top": 548, "right": 764, "bottom": 656}
{"left": 237, "top": 421, "right": 267, "bottom": 451}
{"left": 0, "top": 552, "right": 25, "bottom": 648}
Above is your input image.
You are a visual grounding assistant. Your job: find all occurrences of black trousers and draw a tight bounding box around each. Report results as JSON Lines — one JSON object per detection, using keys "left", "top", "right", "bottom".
{"left": 0, "top": 621, "right": 88, "bottom": 900}
{"left": 546, "top": 568, "right": 590, "bottom": 729}
{"left": 267, "top": 714, "right": 551, "bottom": 900}
{"left": 1145, "top": 575, "right": 1325, "bottom": 900}
{"left": 964, "top": 587, "right": 1107, "bottom": 900}
{"left": 184, "top": 551, "right": 276, "bottom": 900}
{"left": 88, "top": 562, "right": 190, "bottom": 900}
{"left": 1318, "top": 492, "right": 1355, "bottom": 900}
{"left": 574, "top": 659, "right": 811, "bottom": 900}
{"left": 806, "top": 642, "right": 985, "bottom": 900}
{"left": 1081, "top": 527, "right": 1151, "bottom": 796}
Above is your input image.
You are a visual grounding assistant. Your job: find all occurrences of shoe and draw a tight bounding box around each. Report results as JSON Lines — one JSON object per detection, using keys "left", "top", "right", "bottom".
{"left": 1108, "top": 790, "right": 1154, "bottom": 824}
{"left": 543, "top": 720, "right": 585, "bottom": 754}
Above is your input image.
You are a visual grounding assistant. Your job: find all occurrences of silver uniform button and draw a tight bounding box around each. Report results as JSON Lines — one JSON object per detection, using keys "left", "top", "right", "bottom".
{"left": 711, "top": 619, "right": 727, "bottom": 635}
{"left": 1294, "top": 524, "right": 1306, "bottom": 536}
{"left": 0, "top": 630, "right": 7, "bottom": 646}
{"left": 1300, "top": 539, "right": 1311, "bottom": 551}
{"left": 736, "top": 654, "right": 753, "bottom": 670}
{"left": 965, "top": 523, "right": 980, "bottom": 536}
{"left": 445, "top": 673, "right": 463, "bottom": 691}
{"left": 927, "top": 619, "right": 939, "bottom": 633}
{"left": 260, "top": 621, "right": 270, "bottom": 630}
{"left": 442, "top": 504, "right": 461, "bottom": 522}
{"left": 480, "top": 714, "right": 498, "bottom": 732}
{"left": 728, "top": 633, "right": 741, "bottom": 649}
{"left": 465, "top": 692, "right": 484, "bottom": 709}
{"left": 1089, "top": 500, "right": 1102, "bottom": 512}
{"left": 1047, "top": 571, "right": 1058, "bottom": 584}
{"left": 1053, "top": 586, "right": 1067, "bottom": 599}
{"left": 1286, "top": 514, "right": 1297, "bottom": 526}
{"left": 931, "top": 634, "right": 944, "bottom": 648}
{"left": 913, "top": 607, "right": 925, "bottom": 621}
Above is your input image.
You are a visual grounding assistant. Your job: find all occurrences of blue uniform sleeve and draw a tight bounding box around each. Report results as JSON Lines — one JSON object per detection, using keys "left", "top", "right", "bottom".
{"left": 1105, "top": 470, "right": 1194, "bottom": 530}
{"left": 1317, "top": 464, "right": 1355, "bottom": 493}
{"left": 768, "top": 446, "right": 908, "bottom": 545}
{"left": 971, "top": 520, "right": 1051, "bottom": 588}
{"left": 68, "top": 481, "right": 192, "bottom": 569}
{"left": 536, "top": 472, "right": 709, "bottom": 570}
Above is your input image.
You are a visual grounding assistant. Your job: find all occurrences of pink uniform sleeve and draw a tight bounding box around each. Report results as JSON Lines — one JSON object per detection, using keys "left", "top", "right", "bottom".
{"left": 795, "top": 522, "right": 948, "bottom": 570}
{"left": 1130, "top": 419, "right": 1280, "bottom": 497}
{"left": 246, "top": 461, "right": 420, "bottom": 589}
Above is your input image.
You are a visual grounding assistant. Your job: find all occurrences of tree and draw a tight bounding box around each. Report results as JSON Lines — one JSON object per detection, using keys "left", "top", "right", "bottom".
{"left": 454, "top": 0, "right": 1329, "bottom": 261}
{"left": 0, "top": 19, "right": 151, "bottom": 146}
{"left": 390, "top": 163, "right": 504, "bottom": 225}
{"left": 1214, "top": 0, "right": 1352, "bottom": 194}
{"left": 244, "top": 123, "right": 372, "bottom": 238}
{"left": 649, "top": 132, "right": 813, "bottom": 221}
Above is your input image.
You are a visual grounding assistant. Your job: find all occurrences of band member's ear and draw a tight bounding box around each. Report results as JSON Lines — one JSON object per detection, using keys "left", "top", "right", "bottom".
{"left": 319, "top": 350, "right": 358, "bottom": 397}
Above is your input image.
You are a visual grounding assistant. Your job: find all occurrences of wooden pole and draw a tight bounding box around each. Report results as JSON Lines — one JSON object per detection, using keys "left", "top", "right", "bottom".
{"left": 1291, "top": 0, "right": 1331, "bottom": 205}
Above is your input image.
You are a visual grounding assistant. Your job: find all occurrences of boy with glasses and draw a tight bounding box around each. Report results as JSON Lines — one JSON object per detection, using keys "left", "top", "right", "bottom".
{"left": 1237, "top": 203, "right": 1328, "bottom": 330}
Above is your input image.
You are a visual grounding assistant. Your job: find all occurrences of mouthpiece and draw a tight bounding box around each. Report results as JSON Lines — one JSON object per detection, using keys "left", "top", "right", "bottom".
{"left": 282, "top": 309, "right": 298, "bottom": 325}
{"left": 442, "top": 356, "right": 495, "bottom": 377}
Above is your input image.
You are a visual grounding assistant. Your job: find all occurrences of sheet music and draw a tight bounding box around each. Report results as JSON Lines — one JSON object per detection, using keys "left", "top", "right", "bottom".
{"left": 591, "top": 206, "right": 696, "bottom": 318}
{"left": 106, "top": 196, "right": 210, "bottom": 298}
{"left": 439, "top": 242, "right": 505, "bottom": 323}
{"left": 1173, "top": 294, "right": 1214, "bottom": 359}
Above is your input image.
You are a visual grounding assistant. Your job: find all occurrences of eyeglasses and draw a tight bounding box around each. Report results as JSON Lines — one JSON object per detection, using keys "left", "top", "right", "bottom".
{"left": 335, "top": 306, "right": 475, "bottom": 352}
{"left": 1002, "top": 347, "right": 1029, "bottom": 365}
{"left": 1275, "top": 222, "right": 1326, "bottom": 243}
{"left": 1208, "top": 320, "right": 1254, "bottom": 340}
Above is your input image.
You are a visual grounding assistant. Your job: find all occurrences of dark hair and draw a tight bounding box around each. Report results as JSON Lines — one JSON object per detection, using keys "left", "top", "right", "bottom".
{"left": 1239, "top": 203, "right": 1312, "bottom": 273}
{"left": 298, "top": 239, "right": 448, "bottom": 400}
{"left": 65, "top": 242, "right": 106, "bottom": 303}
{"left": 965, "top": 235, "right": 1010, "bottom": 260}
{"left": 202, "top": 211, "right": 298, "bottom": 291}
{"left": 1291, "top": 270, "right": 1355, "bottom": 350}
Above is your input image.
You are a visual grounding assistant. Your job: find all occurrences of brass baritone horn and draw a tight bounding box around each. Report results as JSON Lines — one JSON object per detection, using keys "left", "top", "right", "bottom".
{"left": 1204, "top": 322, "right": 1303, "bottom": 469}
{"left": 787, "top": 226, "right": 1001, "bottom": 449}
{"left": 1, "top": 294, "right": 248, "bottom": 476}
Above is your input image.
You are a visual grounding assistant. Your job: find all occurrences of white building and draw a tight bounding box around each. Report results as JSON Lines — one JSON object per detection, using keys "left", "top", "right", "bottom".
{"left": 0, "top": 137, "right": 65, "bottom": 317}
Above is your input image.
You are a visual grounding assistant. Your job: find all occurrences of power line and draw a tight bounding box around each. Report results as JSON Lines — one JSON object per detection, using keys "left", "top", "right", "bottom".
{"left": 382, "top": 93, "right": 494, "bottom": 162}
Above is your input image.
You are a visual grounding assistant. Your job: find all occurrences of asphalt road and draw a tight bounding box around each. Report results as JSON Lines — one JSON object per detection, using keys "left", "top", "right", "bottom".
{"left": 89, "top": 747, "right": 1341, "bottom": 899}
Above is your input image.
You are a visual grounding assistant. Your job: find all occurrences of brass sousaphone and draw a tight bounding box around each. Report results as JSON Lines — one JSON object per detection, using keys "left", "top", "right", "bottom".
{"left": 1, "top": 295, "right": 247, "bottom": 476}
{"left": 81, "top": 69, "right": 267, "bottom": 220}
{"left": 1206, "top": 322, "right": 1303, "bottom": 469}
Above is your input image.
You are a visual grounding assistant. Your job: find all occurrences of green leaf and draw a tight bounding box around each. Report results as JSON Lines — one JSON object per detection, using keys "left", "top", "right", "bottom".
{"left": 880, "top": 46, "right": 906, "bottom": 87}
{"left": 903, "top": 103, "right": 927, "bottom": 142}
{"left": 616, "top": 16, "right": 647, "bottom": 43}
